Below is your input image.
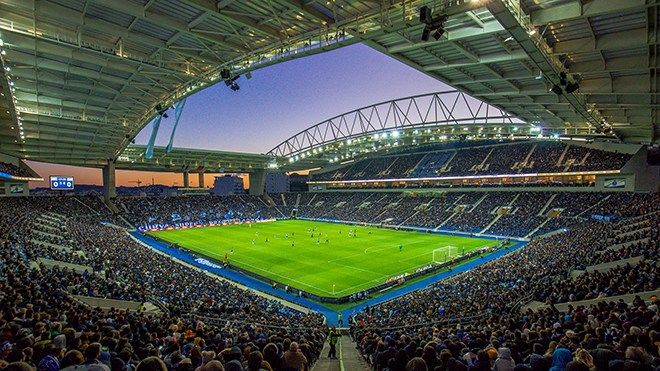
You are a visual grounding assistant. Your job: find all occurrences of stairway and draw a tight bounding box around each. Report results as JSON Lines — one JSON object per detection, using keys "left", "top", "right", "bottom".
{"left": 399, "top": 210, "right": 420, "bottom": 227}
{"left": 576, "top": 194, "right": 611, "bottom": 218}
{"left": 312, "top": 335, "right": 370, "bottom": 371}
{"left": 479, "top": 147, "right": 495, "bottom": 169}
{"left": 525, "top": 218, "right": 550, "bottom": 239}
{"left": 508, "top": 194, "right": 520, "bottom": 206}
{"left": 579, "top": 151, "right": 591, "bottom": 166}
{"left": 306, "top": 193, "right": 317, "bottom": 206}
{"left": 435, "top": 212, "right": 457, "bottom": 230}
{"left": 99, "top": 195, "right": 120, "bottom": 213}
{"left": 479, "top": 214, "right": 502, "bottom": 234}
{"left": 441, "top": 151, "right": 459, "bottom": 173}
{"left": 120, "top": 216, "right": 136, "bottom": 230}
{"left": 518, "top": 143, "right": 537, "bottom": 173}
{"left": 556, "top": 143, "right": 571, "bottom": 167}
{"left": 119, "top": 200, "right": 130, "bottom": 214}
{"left": 72, "top": 197, "right": 100, "bottom": 215}
{"left": 537, "top": 194, "right": 557, "bottom": 216}
{"left": 469, "top": 194, "right": 489, "bottom": 212}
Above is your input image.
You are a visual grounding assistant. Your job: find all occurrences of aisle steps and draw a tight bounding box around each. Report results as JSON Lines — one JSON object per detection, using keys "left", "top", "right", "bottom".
{"left": 312, "top": 335, "right": 370, "bottom": 371}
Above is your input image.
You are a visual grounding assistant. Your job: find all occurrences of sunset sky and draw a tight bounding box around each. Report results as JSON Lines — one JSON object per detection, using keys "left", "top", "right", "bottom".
{"left": 27, "top": 43, "right": 449, "bottom": 188}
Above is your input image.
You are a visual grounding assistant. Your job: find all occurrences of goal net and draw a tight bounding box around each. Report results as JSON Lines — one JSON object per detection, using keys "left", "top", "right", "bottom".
{"left": 432, "top": 246, "right": 460, "bottom": 263}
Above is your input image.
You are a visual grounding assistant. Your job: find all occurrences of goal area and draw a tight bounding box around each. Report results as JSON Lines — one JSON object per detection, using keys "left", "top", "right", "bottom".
{"left": 432, "top": 246, "right": 460, "bottom": 263}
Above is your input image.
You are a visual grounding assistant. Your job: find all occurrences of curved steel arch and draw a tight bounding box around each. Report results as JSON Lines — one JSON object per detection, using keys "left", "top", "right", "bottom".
{"left": 268, "top": 90, "right": 526, "bottom": 158}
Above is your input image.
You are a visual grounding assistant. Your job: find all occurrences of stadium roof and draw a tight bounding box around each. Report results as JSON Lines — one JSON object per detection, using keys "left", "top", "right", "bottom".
{"left": 366, "top": 0, "right": 658, "bottom": 143}
{"left": 117, "top": 144, "right": 279, "bottom": 173}
{"left": 0, "top": 0, "right": 656, "bottom": 172}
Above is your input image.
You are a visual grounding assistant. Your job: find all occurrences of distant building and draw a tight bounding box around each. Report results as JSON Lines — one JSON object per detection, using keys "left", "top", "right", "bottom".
{"left": 213, "top": 175, "right": 246, "bottom": 195}
{"left": 265, "top": 173, "right": 289, "bottom": 193}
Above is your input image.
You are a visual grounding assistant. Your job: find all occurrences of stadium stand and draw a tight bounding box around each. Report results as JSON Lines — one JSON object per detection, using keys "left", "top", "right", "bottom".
{"left": 0, "top": 190, "right": 658, "bottom": 371}
{"left": 0, "top": 161, "right": 33, "bottom": 178}
{"left": 111, "top": 191, "right": 658, "bottom": 239}
{"left": 350, "top": 197, "right": 659, "bottom": 370}
{"left": 310, "top": 142, "right": 633, "bottom": 182}
{"left": 0, "top": 196, "right": 328, "bottom": 371}
{"left": 1, "top": 0, "right": 658, "bottom": 370}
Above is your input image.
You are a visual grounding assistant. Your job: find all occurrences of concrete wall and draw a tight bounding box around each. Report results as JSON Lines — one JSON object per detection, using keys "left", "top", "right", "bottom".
{"left": 0, "top": 152, "right": 19, "bottom": 165}
{"left": 249, "top": 170, "right": 266, "bottom": 195}
{"left": 619, "top": 146, "right": 660, "bottom": 192}
{"left": 594, "top": 174, "right": 636, "bottom": 192}
{"left": 0, "top": 153, "right": 29, "bottom": 197}
{"left": 102, "top": 160, "right": 117, "bottom": 199}
{"left": 568, "top": 140, "right": 641, "bottom": 154}
{"left": 1, "top": 181, "right": 29, "bottom": 196}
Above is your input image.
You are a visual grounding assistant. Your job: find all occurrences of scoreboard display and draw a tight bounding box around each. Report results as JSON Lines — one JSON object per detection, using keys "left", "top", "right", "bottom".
{"left": 50, "top": 176, "right": 75, "bottom": 190}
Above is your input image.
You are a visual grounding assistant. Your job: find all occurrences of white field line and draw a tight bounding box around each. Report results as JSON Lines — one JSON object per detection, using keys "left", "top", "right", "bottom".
{"left": 192, "top": 245, "right": 336, "bottom": 294}
{"left": 168, "top": 226, "right": 500, "bottom": 296}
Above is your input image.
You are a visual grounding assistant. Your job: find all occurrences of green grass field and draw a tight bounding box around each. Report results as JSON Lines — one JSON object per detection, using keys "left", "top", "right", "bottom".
{"left": 148, "top": 220, "right": 497, "bottom": 298}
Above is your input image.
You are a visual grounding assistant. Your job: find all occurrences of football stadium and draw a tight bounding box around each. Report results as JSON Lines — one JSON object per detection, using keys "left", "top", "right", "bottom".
{"left": 0, "top": 1, "right": 659, "bottom": 371}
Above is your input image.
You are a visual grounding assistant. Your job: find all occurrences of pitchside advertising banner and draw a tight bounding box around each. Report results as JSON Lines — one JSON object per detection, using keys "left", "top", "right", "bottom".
{"left": 50, "top": 176, "right": 74, "bottom": 190}
{"left": 138, "top": 218, "right": 276, "bottom": 232}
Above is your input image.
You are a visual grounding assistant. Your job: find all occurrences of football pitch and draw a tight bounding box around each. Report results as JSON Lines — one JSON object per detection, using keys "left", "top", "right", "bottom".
{"left": 148, "top": 220, "right": 498, "bottom": 298}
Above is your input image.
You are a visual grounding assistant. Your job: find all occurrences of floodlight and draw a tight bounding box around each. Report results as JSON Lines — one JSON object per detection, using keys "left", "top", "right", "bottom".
{"left": 565, "top": 82, "right": 579, "bottom": 94}
{"left": 550, "top": 84, "right": 563, "bottom": 95}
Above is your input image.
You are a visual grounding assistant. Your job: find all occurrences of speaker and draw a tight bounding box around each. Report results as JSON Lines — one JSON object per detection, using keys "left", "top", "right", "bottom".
{"left": 420, "top": 6, "right": 431, "bottom": 24}
{"left": 421, "top": 26, "right": 431, "bottom": 41}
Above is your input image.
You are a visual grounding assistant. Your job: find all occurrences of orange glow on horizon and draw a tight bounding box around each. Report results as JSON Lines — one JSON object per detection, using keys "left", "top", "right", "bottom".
{"left": 26, "top": 161, "right": 249, "bottom": 190}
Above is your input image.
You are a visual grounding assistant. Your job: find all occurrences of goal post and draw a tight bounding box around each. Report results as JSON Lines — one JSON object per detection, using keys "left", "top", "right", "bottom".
{"left": 432, "top": 246, "right": 459, "bottom": 263}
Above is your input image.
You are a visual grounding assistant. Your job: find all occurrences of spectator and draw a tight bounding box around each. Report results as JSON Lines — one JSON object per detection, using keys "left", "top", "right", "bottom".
{"left": 281, "top": 342, "right": 307, "bottom": 371}
{"left": 494, "top": 348, "right": 516, "bottom": 371}
{"left": 550, "top": 349, "right": 573, "bottom": 371}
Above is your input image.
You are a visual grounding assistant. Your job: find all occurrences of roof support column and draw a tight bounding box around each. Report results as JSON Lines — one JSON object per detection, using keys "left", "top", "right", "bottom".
{"left": 183, "top": 171, "right": 190, "bottom": 188}
{"left": 198, "top": 173, "right": 205, "bottom": 188}
{"left": 102, "top": 160, "right": 116, "bottom": 200}
{"left": 249, "top": 170, "right": 266, "bottom": 196}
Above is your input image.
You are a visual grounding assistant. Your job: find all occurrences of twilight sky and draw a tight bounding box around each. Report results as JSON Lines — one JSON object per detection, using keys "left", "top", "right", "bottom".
{"left": 28, "top": 43, "right": 449, "bottom": 188}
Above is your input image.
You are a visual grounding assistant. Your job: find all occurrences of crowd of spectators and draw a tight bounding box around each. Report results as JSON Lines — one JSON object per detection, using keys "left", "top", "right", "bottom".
{"left": 310, "top": 141, "right": 632, "bottom": 182}
{"left": 593, "top": 194, "right": 660, "bottom": 218}
{"left": 442, "top": 147, "right": 492, "bottom": 177}
{"left": 350, "top": 196, "right": 659, "bottom": 371}
{"left": 442, "top": 193, "right": 517, "bottom": 234}
{"left": 478, "top": 143, "right": 536, "bottom": 175}
{"left": 486, "top": 193, "right": 552, "bottom": 237}
{"left": 401, "top": 198, "right": 456, "bottom": 229}
{"left": 18, "top": 189, "right": 640, "bottom": 241}
{"left": 563, "top": 146, "right": 631, "bottom": 172}
{"left": 592, "top": 233, "right": 658, "bottom": 267}
{"left": 0, "top": 196, "right": 329, "bottom": 371}
{"left": 387, "top": 155, "right": 426, "bottom": 179}
{"left": 409, "top": 152, "right": 454, "bottom": 178}
{"left": 287, "top": 191, "right": 646, "bottom": 238}
{"left": 516, "top": 142, "right": 565, "bottom": 173}
{"left": 544, "top": 260, "right": 659, "bottom": 303}
{"left": 0, "top": 161, "right": 33, "bottom": 178}
{"left": 119, "top": 195, "right": 282, "bottom": 229}
{"left": 589, "top": 214, "right": 659, "bottom": 266}
{"left": 1, "top": 188, "right": 658, "bottom": 371}
{"left": 0, "top": 243, "right": 327, "bottom": 371}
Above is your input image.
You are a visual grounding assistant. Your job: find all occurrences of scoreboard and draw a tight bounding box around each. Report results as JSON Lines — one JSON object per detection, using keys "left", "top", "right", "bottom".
{"left": 50, "top": 176, "right": 75, "bottom": 190}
